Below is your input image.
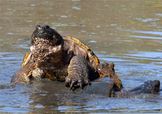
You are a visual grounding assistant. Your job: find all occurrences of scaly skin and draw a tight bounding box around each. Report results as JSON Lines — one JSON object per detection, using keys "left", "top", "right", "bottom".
{"left": 66, "top": 56, "right": 91, "bottom": 90}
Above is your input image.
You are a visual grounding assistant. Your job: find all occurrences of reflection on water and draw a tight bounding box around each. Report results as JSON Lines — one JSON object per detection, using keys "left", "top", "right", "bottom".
{"left": 127, "top": 29, "right": 162, "bottom": 40}
{"left": 0, "top": 0, "right": 162, "bottom": 113}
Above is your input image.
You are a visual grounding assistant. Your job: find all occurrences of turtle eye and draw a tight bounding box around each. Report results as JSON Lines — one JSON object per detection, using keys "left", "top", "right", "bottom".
{"left": 36, "top": 25, "right": 42, "bottom": 30}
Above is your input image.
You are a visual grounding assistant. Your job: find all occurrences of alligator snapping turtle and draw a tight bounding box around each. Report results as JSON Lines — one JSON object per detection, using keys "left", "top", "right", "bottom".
{"left": 11, "top": 25, "right": 161, "bottom": 96}
{"left": 11, "top": 25, "right": 122, "bottom": 91}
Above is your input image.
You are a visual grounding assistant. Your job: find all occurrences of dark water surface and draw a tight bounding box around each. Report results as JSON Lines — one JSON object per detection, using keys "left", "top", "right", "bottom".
{"left": 0, "top": 0, "right": 162, "bottom": 113}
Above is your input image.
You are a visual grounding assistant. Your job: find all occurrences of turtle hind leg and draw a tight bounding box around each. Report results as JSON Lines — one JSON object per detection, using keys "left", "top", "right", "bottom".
{"left": 65, "top": 56, "right": 91, "bottom": 91}
{"left": 99, "top": 62, "right": 123, "bottom": 91}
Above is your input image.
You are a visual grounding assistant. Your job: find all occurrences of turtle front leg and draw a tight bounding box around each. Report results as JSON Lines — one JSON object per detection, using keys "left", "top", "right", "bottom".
{"left": 11, "top": 63, "right": 36, "bottom": 84}
{"left": 65, "top": 56, "right": 90, "bottom": 91}
{"left": 11, "top": 63, "right": 45, "bottom": 84}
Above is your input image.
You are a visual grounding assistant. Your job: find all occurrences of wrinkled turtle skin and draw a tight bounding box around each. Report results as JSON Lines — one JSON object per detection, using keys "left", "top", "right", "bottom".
{"left": 11, "top": 25, "right": 122, "bottom": 91}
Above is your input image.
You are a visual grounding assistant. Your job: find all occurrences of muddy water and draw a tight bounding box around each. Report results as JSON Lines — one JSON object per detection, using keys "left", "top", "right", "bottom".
{"left": 0, "top": 0, "right": 162, "bottom": 113}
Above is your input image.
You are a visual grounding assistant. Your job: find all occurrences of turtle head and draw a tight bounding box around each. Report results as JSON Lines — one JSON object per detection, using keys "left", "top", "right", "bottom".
{"left": 31, "top": 25, "right": 63, "bottom": 46}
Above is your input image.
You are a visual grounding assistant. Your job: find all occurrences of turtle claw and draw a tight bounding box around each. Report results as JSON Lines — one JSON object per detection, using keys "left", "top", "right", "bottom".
{"left": 79, "top": 81, "right": 83, "bottom": 89}
{"left": 70, "top": 80, "right": 77, "bottom": 91}
{"left": 65, "top": 76, "right": 90, "bottom": 91}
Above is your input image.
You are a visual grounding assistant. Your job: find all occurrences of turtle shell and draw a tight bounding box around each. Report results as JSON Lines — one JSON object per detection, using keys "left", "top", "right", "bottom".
{"left": 21, "top": 52, "right": 31, "bottom": 66}
{"left": 64, "top": 36, "right": 100, "bottom": 70}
